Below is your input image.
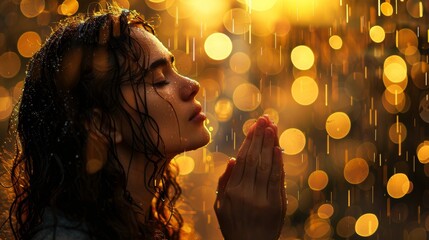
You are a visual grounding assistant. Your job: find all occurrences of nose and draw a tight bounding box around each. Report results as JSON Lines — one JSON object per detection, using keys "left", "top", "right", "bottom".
{"left": 181, "top": 76, "right": 200, "bottom": 101}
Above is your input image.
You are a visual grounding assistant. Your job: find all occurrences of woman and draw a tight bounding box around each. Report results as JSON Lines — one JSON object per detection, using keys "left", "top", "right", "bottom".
{"left": 5, "top": 5, "right": 286, "bottom": 240}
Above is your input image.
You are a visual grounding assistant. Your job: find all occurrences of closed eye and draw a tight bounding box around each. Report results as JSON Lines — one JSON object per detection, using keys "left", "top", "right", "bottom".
{"left": 153, "top": 79, "right": 169, "bottom": 88}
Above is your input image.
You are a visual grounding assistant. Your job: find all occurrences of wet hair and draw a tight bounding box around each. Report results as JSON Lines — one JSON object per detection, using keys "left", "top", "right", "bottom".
{"left": 4, "top": 5, "right": 182, "bottom": 240}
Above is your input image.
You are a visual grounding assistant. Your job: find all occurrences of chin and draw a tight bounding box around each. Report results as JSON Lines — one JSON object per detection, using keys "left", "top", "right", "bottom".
{"left": 185, "top": 127, "right": 211, "bottom": 151}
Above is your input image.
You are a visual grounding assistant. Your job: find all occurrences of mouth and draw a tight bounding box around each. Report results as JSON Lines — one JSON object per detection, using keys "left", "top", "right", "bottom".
{"left": 189, "top": 105, "right": 207, "bottom": 122}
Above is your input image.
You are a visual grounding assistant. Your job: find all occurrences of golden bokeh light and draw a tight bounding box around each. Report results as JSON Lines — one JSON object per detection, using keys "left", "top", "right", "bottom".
{"left": 242, "top": 118, "right": 256, "bottom": 136}
{"left": 411, "top": 62, "right": 429, "bottom": 89}
{"left": 417, "top": 141, "right": 429, "bottom": 164}
{"left": 308, "top": 170, "right": 329, "bottom": 191}
{"left": 291, "top": 45, "right": 315, "bottom": 70}
{"left": 279, "top": 128, "right": 306, "bottom": 155}
{"left": 384, "top": 63, "right": 407, "bottom": 84}
{"left": 263, "top": 108, "right": 279, "bottom": 125}
{"left": 17, "top": 31, "right": 41, "bottom": 58}
{"left": 397, "top": 28, "right": 418, "bottom": 54}
{"left": 381, "top": 2, "right": 394, "bottom": 16}
{"left": 0, "top": 86, "right": 13, "bottom": 121}
{"left": 204, "top": 33, "right": 232, "bottom": 61}
{"left": 20, "top": 0, "right": 45, "bottom": 18}
{"left": 214, "top": 98, "right": 234, "bottom": 122}
{"left": 304, "top": 214, "right": 332, "bottom": 238}
{"left": 291, "top": 76, "right": 319, "bottom": 106}
{"left": 355, "top": 213, "right": 379, "bottom": 237}
{"left": 283, "top": 152, "right": 309, "bottom": 177}
{"left": 406, "top": 0, "right": 424, "bottom": 18}
{"left": 58, "top": 0, "right": 79, "bottom": 16}
{"left": 197, "top": 78, "right": 221, "bottom": 102}
{"left": 318, "top": 203, "right": 334, "bottom": 219}
{"left": 344, "top": 158, "right": 369, "bottom": 185}
{"left": 369, "top": 25, "right": 385, "bottom": 43}
{"left": 223, "top": 8, "right": 251, "bottom": 35}
{"left": 0, "top": 51, "right": 21, "bottom": 79}
{"left": 325, "top": 112, "right": 351, "bottom": 139}
{"left": 232, "top": 83, "right": 261, "bottom": 111}
{"left": 173, "top": 155, "right": 195, "bottom": 175}
{"left": 229, "top": 52, "right": 251, "bottom": 74}
{"left": 387, "top": 173, "right": 410, "bottom": 199}
{"left": 336, "top": 216, "right": 356, "bottom": 238}
{"left": 329, "top": 35, "right": 343, "bottom": 50}
{"left": 388, "top": 122, "right": 407, "bottom": 144}
{"left": 286, "top": 195, "right": 298, "bottom": 216}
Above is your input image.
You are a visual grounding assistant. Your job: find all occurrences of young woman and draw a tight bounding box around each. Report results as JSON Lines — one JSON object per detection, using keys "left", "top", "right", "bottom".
{"left": 5, "top": 5, "right": 286, "bottom": 240}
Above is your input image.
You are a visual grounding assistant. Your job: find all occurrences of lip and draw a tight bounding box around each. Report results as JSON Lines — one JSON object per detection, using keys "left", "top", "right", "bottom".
{"left": 189, "top": 105, "right": 207, "bottom": 122}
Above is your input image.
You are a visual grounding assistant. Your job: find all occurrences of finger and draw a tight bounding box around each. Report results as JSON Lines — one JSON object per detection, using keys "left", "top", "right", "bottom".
{"left": 226, "top": 124, "right": 255, "bottom": 187}
{"left": 267, "top": 146, "right": 284, "bottom": 205}
{"left": 262, "top": 115, "right": 279, "bottom": 146}
{"left": 254, "top": 127, "right": 275, "bottom": 201}
{"left": 242, "top": 117, "right": 267, "bottom": 184}
{"left": 216, "top": 159, "right": 236, "bottom": 196}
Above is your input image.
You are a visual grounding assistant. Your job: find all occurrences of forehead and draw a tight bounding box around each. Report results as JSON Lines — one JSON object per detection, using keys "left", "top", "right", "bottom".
{"left": 130, "top": 27, "right": 171, "bottom": 66}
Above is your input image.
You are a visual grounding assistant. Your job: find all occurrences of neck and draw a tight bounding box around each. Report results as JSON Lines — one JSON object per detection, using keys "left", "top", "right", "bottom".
{"left": 116, "top": 143, "right": 171, "bottom": 213}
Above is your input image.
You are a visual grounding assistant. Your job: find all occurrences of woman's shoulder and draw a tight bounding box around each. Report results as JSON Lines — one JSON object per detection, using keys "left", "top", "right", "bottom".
{"left": 31, "top": 208, "right": 91, "bottom": 240}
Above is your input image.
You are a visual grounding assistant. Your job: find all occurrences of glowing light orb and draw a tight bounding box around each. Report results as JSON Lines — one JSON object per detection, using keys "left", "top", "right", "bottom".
{"left": 242, "top": 118, "right": 256, "bottom": 136}
{"left": 369, "top": 25, "right": 386, "bottom": 43}
{"left": 384, "top": 62, "right": 407, "bottom": 83}
{"left": 388, "top": 122, "right": 407, "bottom": 144}
{"left": 325, "top": 112, "right": 351, "bottom": 139}
{"left": 397, "top": 28, "right": 418, "bottom": 54}
{"left": 318, "top": 203, "right": 334, "bottom": 219}
{"left": 17, "top": 31, "right": 41, "bottom": 58}
{"left": 232, "top": 83, "right": 261, "bottom": 111}
{"left": 417, "top": 141, "right": 429, "bottom": 164}
{"left": 291, "top": 45, "right": 315, "bottom": 70}
{"left": 329, "top": 35, "right": 343, "bottom": 50}
{"left": 0, "top": 86, "right": 12, "bottom": 121}
{"left": 229, "top": 52, "right": 251, "bottom": 74}
{"left": 279, "top": 128, "right": 306, "bottom": 155}
{"left": 344, "top": 158, "right": 369, "bottom": 184}
{"left": 263, "top": 108, "right": 279, "bottom": 124}
{"left": 0, "top": 51, "right": 21, "bottom": 79}
{"left": 291, "top": 76, "right": 319, "bottom": 105}
{"left": 381, "top": 2, "right": 394, "bottom": 16}
{"left": 355, "top": 213, "right": 379, "bottom": 237}
{"left": 204, "top": 33, "right": 232, "bottom": 61}
{"left": 214, "top": 98, "right": 234, "bottom": 122}
{"left": 20, "top": 0, "right": 45, "bottom": 18}
{"left": 337, "top": 216, "right": 356, "bottom": 237}
{"left": 173, "top": 155, "right": 195, "bottom": 175}
{"left": 308, "top": 170, "right": 329, "bottom": 191}
{"left": 286, "top": 195, "right": 298, "bottom": 215}
{"left": 304, "top": 215, "right": 332, "bottom": 238}
{"left": 223, "top": 8, "right": 251, "bottom": 34}
{"left": 58, "top": 0, "right": 79, "bottom": 16}
{"left": 387, "top": 173, "right": 410, "bottom": 199}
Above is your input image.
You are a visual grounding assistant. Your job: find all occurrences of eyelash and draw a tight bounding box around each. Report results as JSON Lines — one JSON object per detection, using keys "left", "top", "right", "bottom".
{"left": 153, "top": 79, "right": 169, "bottom": 87}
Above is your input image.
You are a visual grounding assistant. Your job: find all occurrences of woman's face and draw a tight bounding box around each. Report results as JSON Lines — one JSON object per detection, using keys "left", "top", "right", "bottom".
{"left": 119, "top": 27, "right": 210, "bottom": 157}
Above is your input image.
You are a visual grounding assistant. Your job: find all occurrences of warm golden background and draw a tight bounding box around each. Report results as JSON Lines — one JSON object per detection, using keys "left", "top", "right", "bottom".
{"left": 1, "top": 0, "right": 429, "bottom": 239}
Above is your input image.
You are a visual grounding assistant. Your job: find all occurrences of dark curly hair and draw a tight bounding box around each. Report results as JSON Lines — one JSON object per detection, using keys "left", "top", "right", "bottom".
{"left": 5, "top": 5, "right": 183, "bottom": 240}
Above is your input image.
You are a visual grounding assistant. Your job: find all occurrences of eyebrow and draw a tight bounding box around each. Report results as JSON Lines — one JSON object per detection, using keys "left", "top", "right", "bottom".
{"left": 149, "top": 54, "right": 175, "bottom": 71}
